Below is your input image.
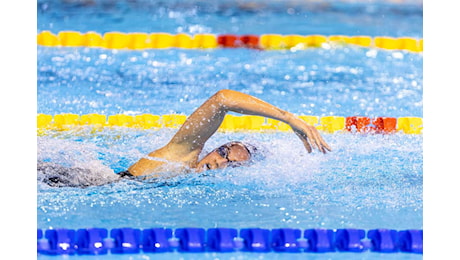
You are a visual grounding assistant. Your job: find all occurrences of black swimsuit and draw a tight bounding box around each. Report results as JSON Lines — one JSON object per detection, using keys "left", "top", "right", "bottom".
{"left": 117, "top": 170, "right": 134, "bottom": 178}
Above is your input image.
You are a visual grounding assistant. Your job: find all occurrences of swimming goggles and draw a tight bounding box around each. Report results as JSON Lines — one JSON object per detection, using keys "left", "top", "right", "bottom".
{"left": 215, "top": 143, "right": 249, "bottom": 167}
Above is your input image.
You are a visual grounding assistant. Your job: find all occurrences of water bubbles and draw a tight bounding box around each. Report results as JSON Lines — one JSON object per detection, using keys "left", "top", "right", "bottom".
{"left": 392, "top": 52, "right": 404, "bottom": 59}
{"left": 366, "top": 49, "right": 378, "bottom": 58}
{"left": 349, "top": 68, "right": 359, "bottom": 74}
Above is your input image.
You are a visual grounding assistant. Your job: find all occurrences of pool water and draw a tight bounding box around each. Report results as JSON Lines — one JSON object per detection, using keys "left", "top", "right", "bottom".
{"left": 38, "top": 128, "right": 422, "bottom": 229}
{"left": 37, "top": 0, "right": 422, "bottom": 258}
{"left": 37, "top": 128, "right": 422, "bottom": 259}
{"left": 38, "top": 47, "right": 422, "bottom": 118}
{"left": 38, "top": 0, "right": 422, "bottom": 37}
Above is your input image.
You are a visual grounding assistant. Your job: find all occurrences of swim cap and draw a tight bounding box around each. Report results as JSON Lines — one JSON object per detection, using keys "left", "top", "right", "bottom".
{"left": 227, "top": 141, "right": 265, "bottom": 162}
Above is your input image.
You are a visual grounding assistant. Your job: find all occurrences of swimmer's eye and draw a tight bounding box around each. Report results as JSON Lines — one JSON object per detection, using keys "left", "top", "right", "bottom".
{"left": 205, "top": 163, "right": 211, "bottom": 170}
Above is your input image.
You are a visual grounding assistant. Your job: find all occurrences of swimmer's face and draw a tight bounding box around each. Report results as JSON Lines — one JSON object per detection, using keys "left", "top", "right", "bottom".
{"left": 196, "top": 143, "right": 251, "bottom": 172}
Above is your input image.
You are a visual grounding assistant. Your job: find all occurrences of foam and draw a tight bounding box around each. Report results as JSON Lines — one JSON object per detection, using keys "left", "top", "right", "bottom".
{"left": 37, "top": 128, "right": 422, "bottom": 229}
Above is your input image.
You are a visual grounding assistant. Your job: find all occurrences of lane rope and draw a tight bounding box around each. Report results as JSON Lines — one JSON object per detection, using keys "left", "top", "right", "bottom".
{"left": 37, "top": 31, "right": 423, "bottom": 52}
{"left": 37, "top": 113, "right": 423, "bottom": 134}
{"left": 37, "top": 227, "right": 422, "bottom": 255}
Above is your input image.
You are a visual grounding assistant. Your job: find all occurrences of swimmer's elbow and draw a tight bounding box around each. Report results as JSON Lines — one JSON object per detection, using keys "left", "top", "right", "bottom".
{"left": 214, "top": 89, "right": 232, "bottom": 100}
{"left": 217, "top": 89, "right": 233, "bottom": 95}
{"left": 213, "top": 89, "right": 238, "bottom": 105}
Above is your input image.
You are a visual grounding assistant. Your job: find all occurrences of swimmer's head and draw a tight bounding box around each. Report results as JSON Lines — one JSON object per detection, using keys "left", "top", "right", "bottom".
{"left": 196, "top": 141, "right": 261, "bottom": 172}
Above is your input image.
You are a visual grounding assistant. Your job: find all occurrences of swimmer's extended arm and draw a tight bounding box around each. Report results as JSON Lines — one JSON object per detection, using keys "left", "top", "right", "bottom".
{"left": 167, "top": 89, "right": 331, "bottom": 157}
{"left": 128, "top": 89, "right": 331, "bottom": 175}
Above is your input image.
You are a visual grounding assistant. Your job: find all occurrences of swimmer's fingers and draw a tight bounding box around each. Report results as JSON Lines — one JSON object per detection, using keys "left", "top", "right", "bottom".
{"left": 290, "top": 116, "right": 331, "bottom": 153}
{"left": 294, "top": 130, "right": 313, "bottom": 153}
{"left": 305, "top": 126, "right": 324, "bottom": 153}
{"left": 318, "top": 132, "right": 332, "bottom": 153}
{"left": 307, "top": 125, "right": 332, "bottom": 153}
{"left": 295, "top": 125, "right": 331, "bottom": 154}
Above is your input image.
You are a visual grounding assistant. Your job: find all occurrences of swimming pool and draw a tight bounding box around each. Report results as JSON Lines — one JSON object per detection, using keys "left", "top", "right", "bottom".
{"left": 37, "top": 0, "right": 422, "bottom": 258}
{"left": 38, "top": 0, "right": 422, "bottom": 37}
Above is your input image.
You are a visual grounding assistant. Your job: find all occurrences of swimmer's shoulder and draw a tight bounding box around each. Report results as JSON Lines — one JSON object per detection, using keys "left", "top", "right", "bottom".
{"left": 128, "top": 144, "right": 199, "bottom": 176}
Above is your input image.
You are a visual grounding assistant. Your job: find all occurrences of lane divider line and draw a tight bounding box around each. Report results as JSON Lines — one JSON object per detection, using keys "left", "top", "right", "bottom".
{"left": 37, "top": 31, "right": 423, "bottom": 52}
{"left": 37, "top": 114, "right": 423, "bottom": 134}
{"left": 37, "top": 227, "right": 423, "bottom": 255}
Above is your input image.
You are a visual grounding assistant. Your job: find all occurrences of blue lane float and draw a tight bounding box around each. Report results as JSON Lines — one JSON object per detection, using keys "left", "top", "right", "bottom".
{"left": 398, "top": 229, "right": 423, "bottom": 254}
{"left": 272, "top": 228, "right": 303, "bottom": 252}
{"left": 305, "top": 228, "right": 335, "bottom": 252}
{"left": 110, "top": 228, "right": 141, "bottom": 254}
{"left": 207, "top": 228, "right": 238, "bottom": 252}
{"left": 37, "top": 227, "right": 423, "bottom": 255}
{"left": 240, "top": 228, "right": 270, "bottom": 252}
{"left": 76, "top": 228, "right": 108, "bottom": 255}
{"left": 335, "top": 228, "right": 366, "bottom": 252}
{"left": 142, "top": 228, "right": 173, "bottom": 253}
{"left": 175, "top": 228, "right": 206, "bottom": 252}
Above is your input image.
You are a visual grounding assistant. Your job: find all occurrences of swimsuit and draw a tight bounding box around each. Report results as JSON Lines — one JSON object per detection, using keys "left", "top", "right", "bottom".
{"left": 117, "top": 170, "right": 134, "bottom": 178}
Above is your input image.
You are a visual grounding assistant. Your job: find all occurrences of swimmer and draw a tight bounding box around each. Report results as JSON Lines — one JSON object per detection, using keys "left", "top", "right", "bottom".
{"left": 38, "top": 89, "right": 331, "bottom": 186}
{"left": 120, "top": 89, "right": 331, "bottom": 178}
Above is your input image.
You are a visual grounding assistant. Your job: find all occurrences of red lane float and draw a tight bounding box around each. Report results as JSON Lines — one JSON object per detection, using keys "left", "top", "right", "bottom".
{"left": 346, "top": 116, "right": 398, "bottom": 133}
{"left": 218, "top": 34, "right": 260, "bottom": 49}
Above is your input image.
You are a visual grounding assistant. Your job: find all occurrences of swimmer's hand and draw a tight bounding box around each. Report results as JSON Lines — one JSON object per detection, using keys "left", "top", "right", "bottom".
{"left": 289, "top": 116, "right": 332, "bottom": 154}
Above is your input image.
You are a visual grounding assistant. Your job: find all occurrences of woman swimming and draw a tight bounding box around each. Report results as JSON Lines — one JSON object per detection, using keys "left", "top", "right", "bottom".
{"left": 38, "top": 89, "right": 331, "bottom": 186}
{"left": 122, "top": 89, "right": 331, "bottom": 177}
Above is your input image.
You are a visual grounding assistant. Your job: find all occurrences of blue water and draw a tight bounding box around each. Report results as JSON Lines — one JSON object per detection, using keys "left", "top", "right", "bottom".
{"left": 38, "top": 0, "right": 422, "bottom": 37}
{"left": 37, "top": 47, "right": 422, "bottom": 118}
{"left": 37, "top": 0, "right": 422, "bottom": 259}
{"left": 37, "top": 128, "right": 423, "bottom": 259}
{"left": 38, "top": 128, "right": 422, "bottom": 228}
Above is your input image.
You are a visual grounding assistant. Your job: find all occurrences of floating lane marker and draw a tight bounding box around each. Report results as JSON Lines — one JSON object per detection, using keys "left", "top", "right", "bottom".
{"left": 37, "top": 31, "right": 423, "bottom": 52}
{"left": 37, "top": 227, "right": 423, "bottom": 255}
{"left": 319, "top": 116, "right": 346, "bottom": 133}
{"left": 397, "top": 117, "right": 423, "bottom": 134}
{"left": 37, "top": 114, "right": 423, "bottom": 134}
